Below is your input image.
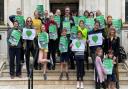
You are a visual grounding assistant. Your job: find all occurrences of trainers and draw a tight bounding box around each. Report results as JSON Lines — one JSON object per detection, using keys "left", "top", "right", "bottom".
{"left": 43, "top": 74, "right": 47, "bottom": 80}
{"left": 77, "top": 81, "right": 80, "bottom": 89}
{"left": 66, "top": 72, "right": 69, "bottom": 80}
{"left": 59, "top": 72, "right": 63, "bottom": 80}
{"left": 80, "top": 81, "right": 84, "bottom": 89}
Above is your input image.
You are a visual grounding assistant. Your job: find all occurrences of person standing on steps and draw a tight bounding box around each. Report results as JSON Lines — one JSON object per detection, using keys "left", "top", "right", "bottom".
{"left": 71, "top": 31, "right": 86, "bottom": 89}
{"left": 7, "top": 20, "right": 22, "bottom": 79}
{"left": 59, "top": 28, "right": 69, "bottom": 80}
{"left": 38, "top": 24, "right": 52, "bottom": 80}
{"left": 23, "top": 17, "right": 36, "bottom": 77}
{"left": 47, "top": 12, "right": 58, "bottom": 70}
{"left": 32, "top": 10, "right": 42, "bottom": 70}
{"left": 61, "top": 6, "right": 75, "bottom": 69}
{"left": 9, "top": 8, "right": 25, "bottom": 64}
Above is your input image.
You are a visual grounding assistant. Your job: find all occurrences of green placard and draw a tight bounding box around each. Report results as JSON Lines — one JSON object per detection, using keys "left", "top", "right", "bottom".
{"left": 103, "top": 58, "right": 113, "bottom": 74}
{"left": 73, "top": 16, "right": 78, "bottom": 26}
{"left": 38, "top": 32, "right": 49, "bottom": 49}
{"left": 59, "top": 36, "right": 68, "bottom": 52}
{"left": 36, "top": 5, "right": 44, "bottom": 16}
{"left": 49, "top": 25, "right": 58, "bottom": 40}
{"left": 78, "top": 16, "right": 86, "bottom": 24}
{"left": 70, "top": 26, "right": 78, "bottom": 40}
{"left": 85, "top": 18, "right": 95, "bottom": 30}
{"left": 63, "top": 21, "right": 71, "bottom": 34}
{"left": 54, "top": 16, "right": 60, "bottom": 27}
{"left": 15, "top": 16, "right": 25, "bottom": 28}
{"left": 96, "top": 15, "right": 105, "bottom": 29}
{"left": 8, "top": 30, "right": 21, "bottom": 46}
{"left": 112, "top": 19, "right": 122, "bottom": 30}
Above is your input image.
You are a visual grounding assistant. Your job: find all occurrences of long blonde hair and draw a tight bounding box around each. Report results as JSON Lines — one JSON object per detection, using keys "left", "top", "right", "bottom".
{"left": 108, "top": 27, "right": 117, "bottom": 38}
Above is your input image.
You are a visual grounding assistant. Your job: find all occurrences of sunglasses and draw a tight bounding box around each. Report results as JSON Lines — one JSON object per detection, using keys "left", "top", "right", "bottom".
{"left": 27, "top": 21, "right": 32, "bottom": 22}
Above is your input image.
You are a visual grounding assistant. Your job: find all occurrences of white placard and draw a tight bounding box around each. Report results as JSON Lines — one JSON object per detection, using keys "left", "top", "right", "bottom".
{"left": 88, "top": 33, "right": 103, "bottom": 46}
{"left": 22, "top": 28, "right": 36, "bottom": 40}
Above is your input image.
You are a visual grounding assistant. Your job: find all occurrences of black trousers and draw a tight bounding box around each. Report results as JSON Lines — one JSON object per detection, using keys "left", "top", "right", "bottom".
{"left": 9, "top": 47, "right": 21, "bottom": 76}
{"left": 25, "top": 47, "right": 35, "bottom": 76}
{"left": 47, "top": 39, "right": 57, "bottom": 69}
{"left": 75, "top": 55, "right": 85, "bottom": 81}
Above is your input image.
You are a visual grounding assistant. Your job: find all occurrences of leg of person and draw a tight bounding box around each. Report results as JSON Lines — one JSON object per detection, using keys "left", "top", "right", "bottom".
{"left": 38, "top": 50, "right": 43, "bottom": 63}
{"left": 65, "top": 61, "right": 69, "bottom": 80}
{"left": 69, "top": 51, "right": 75, "bottom": 69}
{"left": 85, "top": 51, "right": 89, "bottom": 70}
{"left": 9, "top": 47, "right": 15, "bottom": 79}
{"left": 51, "top": 50, "right": 56, "bottom": 70}
{"left": 15, "top": 48, "right": 22, "bottom": 77}
{"left": 76, "top": 59, "right": 80, "bottom": 89}
{"left": 25, "top": 48, "right": 31, "bottom": 77}
{"left": 80, "top": 60, "right": 84, "bottom": 89}
{"left": 59, "top": 62, "right": 64, "bottom": 80}
{"left": 21, "top": 47, "right": 24, "bottom": 63}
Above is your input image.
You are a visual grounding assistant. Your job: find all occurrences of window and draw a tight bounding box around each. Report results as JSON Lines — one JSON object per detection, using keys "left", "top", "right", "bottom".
{"left": 0, "top": 0, "right": 4, "bottom": 25}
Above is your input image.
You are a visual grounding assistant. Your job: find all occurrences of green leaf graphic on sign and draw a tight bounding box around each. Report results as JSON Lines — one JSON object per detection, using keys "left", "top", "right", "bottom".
{"left": 75, "top": 41, "right": 81, "bottom": 48}
{"left": 26, "top": 30, "right": 32, "bottom": 37}
{"left": 92, "top": 35, "right": 98, "bottom": 43}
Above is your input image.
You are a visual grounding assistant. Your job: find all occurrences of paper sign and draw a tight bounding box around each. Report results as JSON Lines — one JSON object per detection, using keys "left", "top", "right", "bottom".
{"left": 96, "top": 15, "right": 105, "bottom": 29}
{"left": 49, "top": 25, "right": 58, "bottom": 40}
{"left": 71, "top": 39, "right": 85, "bottom": 51}
{"left": 70, "top": 26, "right": 78, "bottom": 40}
{"left": 78, "top": 16, "right": 86, "bottom": 23}
{"left": 15, "top": 16, "right": 25, "bottom": 28}
{"left": 36, "top": 5, "right": 44, "bottom": 16}
{"left": 22, "top": 28, "right": 36, "bottom": 40}
{"left": 112, "top": 19, "right": 122, "bottom": 30}
{"left": 85, "top": 18, "right": 95, "bottom": 30}
{"left": 8, "top": 30, "right": 21, "bottom": 46}
{"left": 103, "top": 58, "right": 113, "bottom": 74}
{"left": 59, "top": 36, "right": 68, "bottom": 52}
{"left": 54, "top": 16, "right": 61, "bottom": 27}
{"left": 88, "top": 33, "right": 103, "bottom": 46}
{"left": 38, "top": 32, "right": 49, "bottom": 49}
{"left": 63, "top": 21, "right": 71, "bottom": 34}
{"left": 73, "top": 16, "right": 78, "bottom": 26}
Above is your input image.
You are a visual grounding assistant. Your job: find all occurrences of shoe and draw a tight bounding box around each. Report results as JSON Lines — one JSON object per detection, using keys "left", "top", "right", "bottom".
{"left": 66, "top": 72, "right": 69, "bottom": 80}
{"left": 52, "top": 66, "right": 55, "bottom": 70}
{"left": 77, "top": 81, "right": 80, "bottom": 89}
{"left": 43, "top": 74, "right": 47, "bottom": 80}
{"left": 10, "top": 75, "right": 15, "bottom": 79}
{"left": 17, "top": 75, "right": 22, "bottom": 78}
{"left": 80, "top": 81, "right": 84, "bottom": 89}
{"left": 59, "top": 72, "right": 63, "bottom": 80}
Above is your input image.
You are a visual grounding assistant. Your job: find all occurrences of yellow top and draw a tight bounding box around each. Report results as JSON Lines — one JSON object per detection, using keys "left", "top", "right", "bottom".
{"left": 32, "top": 19, "right": 42, "bottom": 34}
{"left": 78, "top": 26, "right": 88, "bottom": 40}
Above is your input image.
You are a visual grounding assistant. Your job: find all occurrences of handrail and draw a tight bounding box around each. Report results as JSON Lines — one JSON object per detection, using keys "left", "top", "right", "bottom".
{"left": 28, "top": 48, "right": 39, "bottom": 89}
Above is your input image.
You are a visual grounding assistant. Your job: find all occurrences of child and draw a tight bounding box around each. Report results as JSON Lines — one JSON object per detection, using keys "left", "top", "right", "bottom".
{"left": 106, "top": 50, "right": 116, "bottom": 89}
{"left": 38, "top": 24, "right": 52, "bottom": 80}
{"left": 59, "top": 28, "right": 69, "bottom": 80}
{"left": 71, "top": 31, "right": 86, "bottom": 89}
{"left": 95, "top": 47, "right": 106, "bottom": 89}
{"left": 7, "top": 20, "right": 22, "bottom": 79}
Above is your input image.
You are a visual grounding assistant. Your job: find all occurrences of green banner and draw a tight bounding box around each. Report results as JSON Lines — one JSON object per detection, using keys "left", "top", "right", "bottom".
{"left": 96, "top": 15, "right": 105, "bottom": 29}
{"left": 49, "top": 25, "right": 58, "bottom": 40}
{"left": 112, "top": 19, "right": 122, "bottom": 30}
{"left": 54, "top": 16, "right": 61, "bottom": 27}
{"left": 103, "top": 58, "right": 113, "bottom": 74}
{"left": 85, "top": 18, "right": 95, "bottom": 30}
{"left": 38, "top": 32, "right": 49, "bottom": 49}
{"left": 73, "top": 16, "right": 79, "bottom": 26}
{"left": 63, "top": 21, "right": 71, "bottom": 34}
{"left": 8, "top": 30, "right": 21, "bottom": 46}
{"left": 59, "top": 36, "right": 68, "bottom": 52}
{"left": 15, "top": 16, "right": 25, "bottom": 28}
{"left": 70, "top": 26, "right": 78, "bottom": 40}
{"left": 36, "top": 5, "right": 44, "bottom": 16}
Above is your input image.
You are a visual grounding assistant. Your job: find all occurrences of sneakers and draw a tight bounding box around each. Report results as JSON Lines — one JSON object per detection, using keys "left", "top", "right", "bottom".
{"left": 59, "top": 72, "right": 63, "bottom": 80}
{"left": 66, "top": 72, "right": 69, "bottom": 80}
{"left": 77, "top": 81, "right": 80, "bottom": 89}
{"left": 80, "top": 81, "right": 84, "bottom": 89}
{"left": 43, "top": 74, "right": 47, "bottom": 80}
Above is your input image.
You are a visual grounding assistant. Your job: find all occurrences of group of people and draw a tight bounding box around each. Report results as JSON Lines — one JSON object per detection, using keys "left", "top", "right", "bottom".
{"left": 7, "top": 6, "right": 121, "bottom": 89}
